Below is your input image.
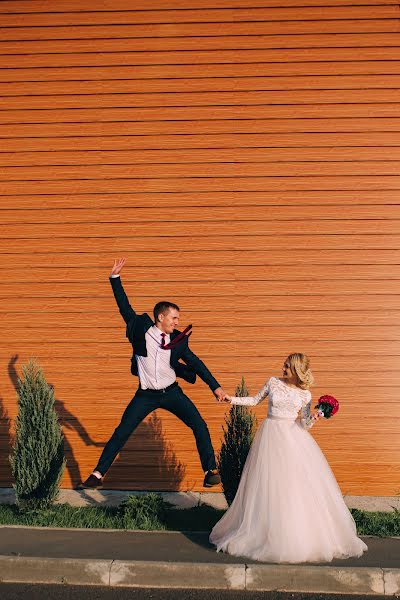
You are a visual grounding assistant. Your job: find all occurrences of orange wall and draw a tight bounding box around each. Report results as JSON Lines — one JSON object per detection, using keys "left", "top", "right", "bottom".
{"left": 0, "top": 0, "right": 399, "bottom": 495}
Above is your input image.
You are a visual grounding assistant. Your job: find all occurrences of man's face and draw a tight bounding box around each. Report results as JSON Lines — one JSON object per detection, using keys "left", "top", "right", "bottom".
{"left": 158, "top": 308, "right": 180, "bottom": 334}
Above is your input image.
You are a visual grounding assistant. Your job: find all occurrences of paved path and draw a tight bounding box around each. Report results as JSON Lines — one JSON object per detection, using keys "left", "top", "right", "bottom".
{"left": 0, "top": 526, "right": 398, "bottom": 595}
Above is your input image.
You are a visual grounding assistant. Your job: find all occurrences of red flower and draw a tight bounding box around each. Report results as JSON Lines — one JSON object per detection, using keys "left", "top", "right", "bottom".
{"left": 315, "top": 395, "right": 339, "bottom": 419}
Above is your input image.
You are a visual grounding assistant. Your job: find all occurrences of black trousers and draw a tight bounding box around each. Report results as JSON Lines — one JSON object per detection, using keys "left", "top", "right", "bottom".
{"left": 95, "top": 383, "right": 216, "bottom": 476}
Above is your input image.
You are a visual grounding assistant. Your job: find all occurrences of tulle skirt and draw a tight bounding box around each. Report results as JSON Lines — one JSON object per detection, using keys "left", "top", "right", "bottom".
{"left": 210, "top": 416, "right": 368, "bottom": 563}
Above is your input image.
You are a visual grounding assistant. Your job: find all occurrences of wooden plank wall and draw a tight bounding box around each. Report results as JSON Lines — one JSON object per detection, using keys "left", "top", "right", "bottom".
{"left": 0, "top": 0, "right": 399, "bottom": 495}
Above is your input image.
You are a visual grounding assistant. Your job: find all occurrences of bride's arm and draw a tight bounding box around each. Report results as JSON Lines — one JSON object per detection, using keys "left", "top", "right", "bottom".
{"left": 227, "top": 379, "right": 270, "bottom": 406}
{"left": 299, "top": 398, "right": 320, "bottom": 429}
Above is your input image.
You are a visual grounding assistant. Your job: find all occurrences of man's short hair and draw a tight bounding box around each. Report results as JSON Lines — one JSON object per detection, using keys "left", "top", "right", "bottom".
{"left": 153, "top": 301, "right": 180, "bottom": 323}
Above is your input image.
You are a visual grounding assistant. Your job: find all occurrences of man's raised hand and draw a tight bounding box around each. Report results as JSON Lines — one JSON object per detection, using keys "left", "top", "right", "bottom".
{"left": 110, "top": 257, "right": 126, "bottom": 277}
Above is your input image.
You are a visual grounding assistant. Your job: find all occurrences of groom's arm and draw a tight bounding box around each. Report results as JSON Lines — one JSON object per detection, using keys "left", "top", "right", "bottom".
{"left": 110, "top": 276, "right": 137, "bottom": 326}
{"left": 181, "top": 345, "right": 224, "bottom": 398}
{"left": 109, "top": 258, "right": 136, "bottom": 326}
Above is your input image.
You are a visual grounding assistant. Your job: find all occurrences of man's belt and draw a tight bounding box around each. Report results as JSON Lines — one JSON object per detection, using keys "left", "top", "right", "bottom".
{"left": 140, "top": 381, "right": 178, "bottom": 394}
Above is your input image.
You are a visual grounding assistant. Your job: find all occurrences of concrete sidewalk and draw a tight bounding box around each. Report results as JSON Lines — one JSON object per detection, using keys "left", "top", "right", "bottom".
{"left": 1, "top": 489, "right": 400, "bottom": 512}
{"left": 0, "top": 526, "right": 398, "bottom": 595}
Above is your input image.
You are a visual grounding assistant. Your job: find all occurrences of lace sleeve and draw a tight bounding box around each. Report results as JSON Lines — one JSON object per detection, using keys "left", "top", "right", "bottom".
{"left": 300, "top": 392, "right": 315, "bottom": 429}
{"left": 230, "top": 378, "right": 271, "bottom": 407}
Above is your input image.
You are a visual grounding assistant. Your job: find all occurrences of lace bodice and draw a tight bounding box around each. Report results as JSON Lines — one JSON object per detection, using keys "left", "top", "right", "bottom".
{"left": 230, "top": 376, "right": 314, "bottom": 428}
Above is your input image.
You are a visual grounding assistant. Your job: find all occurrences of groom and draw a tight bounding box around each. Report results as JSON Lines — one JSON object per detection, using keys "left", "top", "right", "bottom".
{"left": 81, "top": 258, "right": 225, "bottom": 489}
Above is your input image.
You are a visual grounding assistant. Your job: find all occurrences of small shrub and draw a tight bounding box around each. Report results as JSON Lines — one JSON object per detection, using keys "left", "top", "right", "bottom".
{"left": 10, "top": 360, "right": 65, "bottom": 511}
{"left": 218, "top": 377, "right": 257, "bottom": 506}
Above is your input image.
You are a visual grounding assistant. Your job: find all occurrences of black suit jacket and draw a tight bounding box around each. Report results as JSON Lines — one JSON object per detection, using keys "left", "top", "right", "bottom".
{"left": 110, "top": 277, "right": 221, "bottom": 392}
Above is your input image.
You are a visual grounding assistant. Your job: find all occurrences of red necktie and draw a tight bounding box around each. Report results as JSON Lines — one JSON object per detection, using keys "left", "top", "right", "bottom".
{"left": 160, "top": 324, "right": 192, "bottom": 350}
{"left": 161, "top": 333, "right": 166, "bottom": 348}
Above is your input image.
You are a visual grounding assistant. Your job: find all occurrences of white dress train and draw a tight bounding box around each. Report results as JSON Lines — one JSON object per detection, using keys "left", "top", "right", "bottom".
{"left": 210, "top": 377, "right": 367, "bottom": 563}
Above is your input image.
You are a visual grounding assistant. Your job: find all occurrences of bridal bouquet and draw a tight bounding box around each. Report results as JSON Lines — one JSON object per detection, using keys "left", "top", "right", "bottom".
{"left": 315, "top": 395, "right": 339, "bottom": 419}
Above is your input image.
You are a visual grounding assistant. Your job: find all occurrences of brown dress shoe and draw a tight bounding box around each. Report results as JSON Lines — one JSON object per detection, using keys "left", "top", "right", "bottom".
{"left": 203, "top": 470, "right": 221, "bottom": 487}
{"left": 80, "top": 474, "right": 103, "bottom": 489}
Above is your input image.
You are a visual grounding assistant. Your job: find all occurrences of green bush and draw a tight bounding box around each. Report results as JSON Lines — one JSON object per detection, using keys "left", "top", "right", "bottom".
{"left": 10, "top": 360, "right": 65, "bottom": 511}
{"left": 117, "top": 493, "right": 168, "bottom": 530}
{"left": 218, "top": 377, "right": 257, "bottom": 506}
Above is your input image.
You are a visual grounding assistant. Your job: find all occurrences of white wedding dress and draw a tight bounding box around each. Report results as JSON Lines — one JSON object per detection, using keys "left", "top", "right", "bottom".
{"left": 210, "top": 377, "right": 367, "bottom": 563}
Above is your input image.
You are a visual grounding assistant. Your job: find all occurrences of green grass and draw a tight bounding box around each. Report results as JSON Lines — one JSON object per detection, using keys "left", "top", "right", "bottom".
{"left": 0, "top": 496, "right": 397, "bottom": 536}
{"left": 350, "top": 508, "right": 400, "bottom": 537}
{"left": 0, "top": 495, "right": 224, "bottom": 532}
{"left": 0, "top": 502, "right": 120, "bottom": 529}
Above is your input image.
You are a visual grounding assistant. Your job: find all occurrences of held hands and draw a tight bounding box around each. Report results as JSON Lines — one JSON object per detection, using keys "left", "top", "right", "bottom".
{"left": 110, "top": 258, "right": 126, "bottom": 277}
{"left": 214, "top": 387, "right": 232, "bottom": 403}
{"left": 214, "top": 387, "right": 228, "bottom": 402}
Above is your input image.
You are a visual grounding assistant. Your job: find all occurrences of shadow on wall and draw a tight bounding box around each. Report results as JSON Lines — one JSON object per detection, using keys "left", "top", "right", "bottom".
{"left": 7, "top": 354, "right": 104, "bottom": 489}
{"left": 0, "top": 390, "right": 12, "bottom": 486}
{"left": 0, "top": 355, "right": 18, "bottom": 485}
{"left": 54, "top": 397, "right": 105, "bottom": 488}
{"left": 104, "top": 411, "right": 186, "bottom": 491}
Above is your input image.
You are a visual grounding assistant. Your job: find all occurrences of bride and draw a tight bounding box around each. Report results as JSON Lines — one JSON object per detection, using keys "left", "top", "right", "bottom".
{"left": 210, "top": 353, "right": 367, "bottom": 563}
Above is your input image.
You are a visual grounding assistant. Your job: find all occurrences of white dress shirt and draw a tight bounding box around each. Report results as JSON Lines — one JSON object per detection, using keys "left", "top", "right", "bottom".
{"left": 136, "top": 325, "right": 176, "bottom": 390}
{"left": 111, "top": 274, "right": 176, "bottom": 390}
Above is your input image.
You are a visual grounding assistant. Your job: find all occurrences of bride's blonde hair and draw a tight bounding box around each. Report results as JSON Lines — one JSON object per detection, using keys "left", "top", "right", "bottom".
{"left": 286, "top": 353, "right": 314, "bottom": 390}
